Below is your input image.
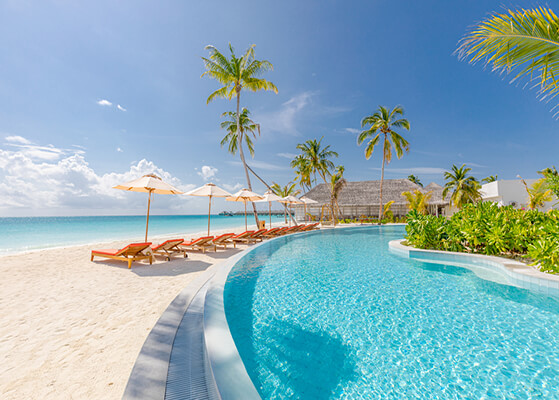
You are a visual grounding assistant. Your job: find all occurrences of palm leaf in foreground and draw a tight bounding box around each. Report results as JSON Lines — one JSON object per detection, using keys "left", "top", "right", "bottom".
{"left": 457, "top": 7, "right": 559, "bottom": 110}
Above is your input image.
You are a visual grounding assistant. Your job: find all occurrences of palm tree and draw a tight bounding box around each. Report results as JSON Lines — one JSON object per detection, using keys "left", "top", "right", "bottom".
{"left": 202, "top": 44, "right": 278, "bottom": 223}
{"left": 329, "top": 166, "right": 347, "bottom": 225}
{"left": 383, "top": 200, "right": 395, "bottom": 222}
{"left": 291, "top": 154, "right": 313, "bottom": 193}
{"left": 519, "top": 177, "right": 553, "bottom": 209}
{"left": 220, "top": 108, "right": 259, "bottom": 160}
{"left": 402, "top": 190, "right": 432, "bottom": 215}
{"left": 457, "top": 7, "right": 559, "bottom": 111}
{"left": 358, "top": 105, "right": 411, "bottom": 221}
{"left": 443, "top": 164, "right": 481, "bottom": 209}
{"left": 407, "top": 174, "right": 422, "bottom": 187}
{"left": 271, "top": 182, "right": 300, "bottom": 223}
{"left": 539, "top": 166, "right": 558, "bottom": 178}
{"left": 482, "top": 175, "right": 498, "bottom": 184}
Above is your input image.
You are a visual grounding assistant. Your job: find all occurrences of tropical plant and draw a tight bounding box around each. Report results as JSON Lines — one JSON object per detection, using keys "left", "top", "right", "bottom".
{"left": 220, "top": 108, "right": 259, "bottom": 157}
{"left": 291, "top": 154, "right": 313, "bottom": 192}
{"left": 457, "top": 7, "right": 559, "bottom": 112}
{"left": 402, "top": 190, "right": 432, "bottom": 215}
{"left": 202, "top": 43, "right": 278, "bottom": 223}
{"left": 442, "top": 164, "right": 481, "bottom": 209}
{"left": 539, "top": 166, "right": 559, "bottom": 200}
{"left": 482, "top": 175, "right": 498, "bottom": 184}
{"left": 539, "top": 166, "right": 558, "bottom": 178}
{"left": 357, "top": 105, "right": 411, "bottom": 221}
{"left": 519, "top": 177, "right": 553, "bottom": 209}
{"left": 407, "top": 174, "right": 422, "bottom": 187}
{"left": 383, "top": 200, "right": 395, "bottom": 222}
{"left": 271, "top": 182, "right": 300, "bottom": 223}
{"left": 329, "top": 166, "right": 347, "bottom": 225}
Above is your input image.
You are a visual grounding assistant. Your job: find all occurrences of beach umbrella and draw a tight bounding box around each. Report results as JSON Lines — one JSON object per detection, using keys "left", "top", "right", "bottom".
{"left": 113, "top": 174, "right": 184, "bottom": 242}
{"left": 185, "top": 183, "right": 231, "bottom": 236}
{"left": 300, "top": 197, "right": 318, "bottom": 223}
{"left": 279, "top": 195, "right": 304, "bottom": 226}
{"left": 226, "top": 189, "right": 264, "bottom": 231}
{"left": 255, "top": 190, "right": 283, "bottom": 228}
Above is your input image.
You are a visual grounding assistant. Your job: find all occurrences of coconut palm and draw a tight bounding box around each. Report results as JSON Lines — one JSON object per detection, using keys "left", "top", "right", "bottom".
{"left": 402, "top": 190, "right": 432, "bottom": 215}
{"left": 407, "top": 174, "right": 422, "bottom": 187}
{"left": 291, "top": 154, "right": 313, "bottom": 193}
{"left": 519, "top": 177, "right": 553, "bottom": 209}
{"left": 271, "top": 182, "right": 301, "bottom": 223}
{"left": 482, "top": 175, "right": 498, "bottom": 184}
{"left": 442, "top": 164, "right": 481, "bottom": 209}
{"left": 202, "top": 43, "right": 278, "bottom": 223}
{"left": 220, "top": 108, "right": 259, "bottom": 158}
{"left": 457, "top": 7, "right": 559, "bottom": 111}
{"left": 330, "top": 166, "right": 347, "bottom": 225}
{"left": 358, "top": 105, "right": 411, "bottom": 221}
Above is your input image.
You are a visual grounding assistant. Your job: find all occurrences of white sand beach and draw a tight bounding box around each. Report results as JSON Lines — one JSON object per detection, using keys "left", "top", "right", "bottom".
{"left": 0, "top": 225, "right": 268, "bottom": 399}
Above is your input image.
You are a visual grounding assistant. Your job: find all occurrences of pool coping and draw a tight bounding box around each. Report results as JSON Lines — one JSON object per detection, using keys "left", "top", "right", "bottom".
{"left": 389, "top": 239, "right": 559, "bottom": 296}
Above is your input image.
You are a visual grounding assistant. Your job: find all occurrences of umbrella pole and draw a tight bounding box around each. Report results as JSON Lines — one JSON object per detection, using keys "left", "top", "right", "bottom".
{"left": 244, "top": 201, "right": 247, "bottom": 231}
{"left": 207, "top": 195, "right": 212, "bottom": 236}
{"left": 145, "top": 190, "right": 152, "bottom": 242}
{"left": 269, "top": 202, "right": 272, "bottom": 228}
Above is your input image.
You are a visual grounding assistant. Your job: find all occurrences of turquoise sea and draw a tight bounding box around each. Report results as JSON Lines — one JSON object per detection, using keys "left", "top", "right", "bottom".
{"left": 0, "top": 215, "right": 275, "bottom": 254}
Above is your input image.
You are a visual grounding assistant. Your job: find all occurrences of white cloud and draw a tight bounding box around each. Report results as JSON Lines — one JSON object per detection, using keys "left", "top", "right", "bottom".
{"left": 97, "top": 99, "right": 112, "bottom": 106}
{"left": 197, "top": 165, "right": 218, "bottom": 181}
{"left": 255, "top": 92, "right": 313, "bottom": 135}
{"left": 222, "top": 182, "right": 242, "bottom": 192}
{"left": 117, "top": 104, "right": 127, "bottom": 112}
{"left": 117, "top": 147, "right": 123, "bottom": 153}
{"left": 277, "top": 152, "right": 297, "bottom": 159}
{"left": 228, "top": 160, "right": 290, "bottom": 171}
{"left": 371, "top": 167, "right": 448, "bottom": 175}
{"left": 345, "top": 128, "right": 360, "bottom": 134}
{"left": 0, "top": 137, "right": 196, "bottom": 215}
{"left": 5, "top": 135, "right": 32, "bottom": 144}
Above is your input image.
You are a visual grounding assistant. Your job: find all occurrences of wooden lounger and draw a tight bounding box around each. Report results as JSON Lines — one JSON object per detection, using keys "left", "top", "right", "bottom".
{"left": 151, "top": 239, "right": 187, "bottom": 261}
{"left": 261, "top": 227, "right": 281, "bottom": 238}
{"left": 212, "top": 233, "right": 235, "bottom": 250}
{"left": 91, "top": 242, "right": 153, "bottom": 269}
{"left": 230, "top": 230, "right": 256, "bottom": 246}
{"left": 246, "top": 228, "right": 267, "bottom": 243}
{"left": 179, "top": 236, "right": 216, "bottom": 253}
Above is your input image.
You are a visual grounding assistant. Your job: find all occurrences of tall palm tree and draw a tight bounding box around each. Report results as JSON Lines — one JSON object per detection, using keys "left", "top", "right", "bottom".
{"left": 407, "top": 174, "right": 422, "bottom": 187}
{"left": 291, "top": 154, "right": 313, "bottom": 193}
{"left": 202, "top": 43, "right": 278, "bottom": 223}
{"left": 457, "top": 7, "right": 559, "bottom": 111}
{"left": 519, "top": 177, "right": 553, "bottom": 209}
{"left": 271, "top": 182, "right": 300, "bottom": 223}
{"left": 482, "top": 175, "right": 498, "bottom": 184}
{"left": 329, "top": 166, "right": 347, "bottom": 225}
{"left": 401, "top": 190, "right": 432, "bottom": 215}
{"left": 220, "top": 108, "right": 259, "bottom": 159}
{"left": 358, "top": 105, "right": 411, "bottom": 221}
{"left": 443, "top": 164, "right": 481, "bottom": 209}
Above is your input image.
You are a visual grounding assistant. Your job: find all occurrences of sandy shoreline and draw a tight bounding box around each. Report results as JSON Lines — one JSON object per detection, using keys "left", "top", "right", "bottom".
{"left": 0, "top": 222, "right": 279, "bottom": 399}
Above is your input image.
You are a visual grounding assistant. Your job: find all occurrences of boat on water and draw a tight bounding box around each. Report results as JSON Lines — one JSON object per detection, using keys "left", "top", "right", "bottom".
{"left": 219, "top": 211, "right": 234, "bottom": 216}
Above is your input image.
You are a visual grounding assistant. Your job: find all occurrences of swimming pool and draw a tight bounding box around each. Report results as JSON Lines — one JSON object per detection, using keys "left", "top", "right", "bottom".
{"left": 224, "top": 226, "right": 559, "bottom": 399}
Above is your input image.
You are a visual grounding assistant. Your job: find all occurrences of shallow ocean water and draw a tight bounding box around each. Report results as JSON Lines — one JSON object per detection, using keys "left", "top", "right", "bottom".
{"left": 224, "top": 226, "right": 559, "bottom": 399}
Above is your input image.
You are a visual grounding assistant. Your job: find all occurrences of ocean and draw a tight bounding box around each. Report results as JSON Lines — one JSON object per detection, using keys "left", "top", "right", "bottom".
{"left": 0, "top": 214, "right": 283, "bottom": 254}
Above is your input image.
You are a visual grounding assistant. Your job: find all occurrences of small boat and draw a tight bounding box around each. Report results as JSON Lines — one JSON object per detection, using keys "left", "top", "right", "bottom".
{"left": 219, "top": 211, "right": 234, "bottom": 216}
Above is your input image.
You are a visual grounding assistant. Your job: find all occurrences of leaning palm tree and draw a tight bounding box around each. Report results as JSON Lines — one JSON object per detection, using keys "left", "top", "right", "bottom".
{"left": 329, "top": 166, "right": 347, "bottom": 225}
{"left": 220, "top": 108, "right": 259, "bottom": 160}
{"left": 402, "top": 190, "right": 432, "bottom": 215}
{"left": 443, "top": 164, "right": 481, "bottom": 209}
{"left": 358, "top": 105, "right": 411, "bottom": 221}
{"left": 457, "top": 7, "right": 559, "bottom": 112}
{"left": 271, "top": 182, "right": 301, "bottom": 223}
{"left": 519, "top": 177, "right": 553, "bottom": 209}
{"left": 202, "top": 43, "right": 278, "bottom": 223}
{"left": 407, "top": 174, "right": 422, "bottom": 187}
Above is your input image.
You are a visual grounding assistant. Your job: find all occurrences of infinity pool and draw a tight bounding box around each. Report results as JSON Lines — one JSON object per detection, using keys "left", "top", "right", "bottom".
{"left": 224, "top": 226, "right": 559, "bottom": 399}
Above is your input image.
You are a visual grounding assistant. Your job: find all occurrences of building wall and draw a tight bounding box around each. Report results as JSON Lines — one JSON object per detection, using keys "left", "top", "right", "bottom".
{"left": 480, "top": 179, "right": 556, "bottom": 211}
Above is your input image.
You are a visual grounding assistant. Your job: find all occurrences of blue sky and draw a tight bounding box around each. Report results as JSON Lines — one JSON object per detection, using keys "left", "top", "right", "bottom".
{"left": 1, "top": 0, "right": 557, "bottom": 216}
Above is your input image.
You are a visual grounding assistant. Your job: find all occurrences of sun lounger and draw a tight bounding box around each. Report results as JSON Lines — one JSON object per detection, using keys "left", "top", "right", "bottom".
{"left": 151, "top": 239, "right": 187, "bottom": 261}
{"left": 247, "top": 228, "right": 267, "bottom": 243}
{"left": 282, "top": 226, "right": 301, "bottom": 235}
{"left": 262, "top": 227, "right": 282, "bottom": 238}
{"left": 179, "top": 236, "right": 216, "bottom": 253}
{"left": 212, "top": 233, "right": 236, "bottom": 250}
{"left": 230, "top": 230, "right": 256, "bottom": 246}
{"left": 91, "top": 242, "right": 153, "bottom": 269}
{"left": 270, "top": 227, "right": 291, "bottom": 236}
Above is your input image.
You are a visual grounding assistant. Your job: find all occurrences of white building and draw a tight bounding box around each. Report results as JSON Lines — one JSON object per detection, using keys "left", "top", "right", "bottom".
{"left": 480, "top": 179, "right": 556, "bottom": 211}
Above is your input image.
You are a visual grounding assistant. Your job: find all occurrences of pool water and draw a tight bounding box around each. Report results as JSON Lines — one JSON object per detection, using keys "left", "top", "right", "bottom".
{"left": 224, "top": 226, "right": 559, "bottom": 399}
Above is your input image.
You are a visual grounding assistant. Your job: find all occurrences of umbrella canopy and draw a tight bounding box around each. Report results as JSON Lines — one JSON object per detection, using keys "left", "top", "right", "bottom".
{"left": 279, "top": 196, "right": 304, "bottom": 226}
{"left": 226, "top": 189, "right": 264, "bottom": 231}
{"left": 300, "top": 197, "right": 318, "bottom": 223}
{"left": 113, "top": 174, "right": 184, "bottom": 241}
{"left": 255, "top": 190, "right": 283, "bottom": 228}
{"left": 185, "top": 183, "right": 231, "bottom": 235}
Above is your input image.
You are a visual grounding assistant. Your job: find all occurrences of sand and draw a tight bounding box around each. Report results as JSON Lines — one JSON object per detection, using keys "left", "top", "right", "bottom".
{"left": 0, "top": 224, "right": 270, "bottom": 400}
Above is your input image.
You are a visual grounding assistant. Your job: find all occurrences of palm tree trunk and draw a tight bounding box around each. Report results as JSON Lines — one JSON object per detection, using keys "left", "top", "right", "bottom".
{"left": 236, "top": 91, "right": 259, "bottom": 227}
{"left": 379, "top": 137, "right": 386, "bottom": 224}
{"left": 319, "top": 171, "right": 335, "bottom": 223}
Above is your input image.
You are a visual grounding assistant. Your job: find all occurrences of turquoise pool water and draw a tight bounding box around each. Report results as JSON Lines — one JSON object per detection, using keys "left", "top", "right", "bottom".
{"left": 224, "top": 226, "right": 559, "bottom": 399}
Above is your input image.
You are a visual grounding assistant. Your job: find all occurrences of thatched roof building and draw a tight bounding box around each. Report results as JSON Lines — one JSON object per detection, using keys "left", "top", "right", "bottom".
{"left": 299, "top": 179, "right": 449, "bottom": 218}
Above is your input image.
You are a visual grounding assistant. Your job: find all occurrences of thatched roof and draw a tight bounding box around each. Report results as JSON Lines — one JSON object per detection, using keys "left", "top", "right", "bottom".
{"left": 302, "top": 179, "right": 449, "bottom": 206}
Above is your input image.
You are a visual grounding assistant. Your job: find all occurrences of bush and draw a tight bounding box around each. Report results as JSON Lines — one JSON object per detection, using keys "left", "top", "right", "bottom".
{"left": 405, "top": 203, "right": 559, "bottom": 274}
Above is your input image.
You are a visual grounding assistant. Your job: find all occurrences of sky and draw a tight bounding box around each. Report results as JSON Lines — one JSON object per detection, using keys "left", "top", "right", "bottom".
{"left": 1, "top": 0, "right": 558, "bottom": 216}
